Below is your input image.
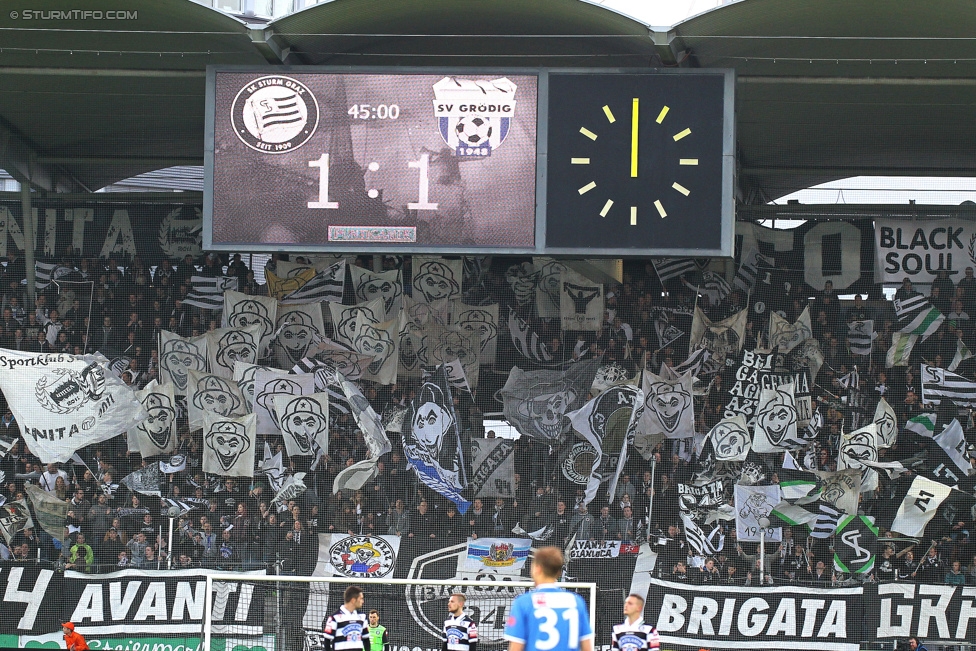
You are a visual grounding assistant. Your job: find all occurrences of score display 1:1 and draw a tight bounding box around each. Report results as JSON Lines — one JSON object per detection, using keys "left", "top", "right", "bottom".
{"left": 307, "top": 152, "right": 439, "bottom": 211}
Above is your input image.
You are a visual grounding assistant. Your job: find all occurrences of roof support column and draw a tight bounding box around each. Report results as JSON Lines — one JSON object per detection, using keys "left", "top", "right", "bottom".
{"left": 20, "top": 179, "right": 35, "bottom": 306}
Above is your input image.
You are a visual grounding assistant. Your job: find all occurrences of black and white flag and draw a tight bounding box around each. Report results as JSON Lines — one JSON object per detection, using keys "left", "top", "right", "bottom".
{"left": 425, "top": 325, "right": 479, "bottom": 389}
{"left": 507, "top": 309, "right": 555, "bottom": 365}
{"left": 252, "top": 369, "right": 314, "bottom": 435}
{"left": 889, "top": 475, "right": 953, "bottom": 537}
{"left": 652, "top": 308, "right": 688, "bottom": 351}
{"left": 932, "top": 418, "right": 974, "bottom": 477}
{"left": 752, "top": 383, "right": 804, "bottom": 452}
{"left": 681, "top": 512, "right": 724, "bottom": 556}
{"left": 0, "top": 499, "right": 33, "bottom": 546}
{"left": 353, "top": 313, "right": 399, "bottom": 385}
{"left": 206, "top": 325, "right": 262, "bottom": 379}
{"left": 350, "top": 265, "right": 402, "bottom": 318}
{"left": 873, "top": 398, "right": 898, "bottom": 449}
{"left": 273, "top": 392, "right": 330, "bottom": 458}
{"left": 534, "top": 257, "right": 568, "bottom": 318}
{"left": 0, "top": 436, "right": 16, "bottom": 459}
{"left": 833, "top": 514, "right": 878, "bottom": 576}
{"left": 706, "top": 414, "right": 751, "bottom": 462}
{"left": 499, "top": 359, "right": 600, "bottom": 442}
{"left": 121, "top": 463, "right": 163, "bottom": 497}
{"left": 652, "top": 258, "right": 697, "bottom": 283}
{"left": 280, "top": 261, "right": 345, "bottom": 305}
{"left": 130, "top": 380, "right": 178, "bottom": 457}
{"left": 468, "top": 438, "right": 517, "bottom": 499}
{"left": 222, "top": 290, "right": 277, "bottom": 358}
{"left": 233, "top": 362, "right": 286, "bottom": 413}
{"left": 560, "top": 269, "right": 604, "bottom": 332}
{"left": 158, "top": 330, "right": 209, "bottom": 395}
{"left": 567, "top": 384, "right": 639, "bottom": 504}
{"left": 894, "top": 294, "right": 944, "bottom": 339}
{"left": 847, "top": 320, "right": 876, "bottom": 356}
{"left": 187, "top": 369, "right": 247, "bottom": 430}
{"left": 921, "top": 363, "right": 976, "bottom": 406}
{"left": 403, "top": 365, "right": 470, "bottom": 512}
{"left": 183, "top": 275, "right": 238, "bottom": 310}
{"left": 837, "top": 423, "right": 879, "bottom": 493}
{"left": 412, "top": 257, "right": 463, "bottom": 303}
{"left": 0, "top": 350, "right": 148, "bottom": 464}
{"left": 272, "top": 304, "right": 326, "bottom": 370}
{"left": 734, "top": 484, "right": 782, "bottom": 543}
{"left": 329, "top": 298, "right": 384, "bottom": 349}
{"left": 768, "top": 306, "right": 813, "bottom": 354}
{"left": 303, "top": 341, "right": 374, "bottom": 384}
{"left": 452, "top": 303, "right": 499, "bottom": 365}
{"left": 202, "top": 411, "right": 256, "bottom": 478}
{"left": 638, "top": 369, "right": 695, "bottom": 450}
{"left": 689, "top": 307, "right": 747, "bottom": 370}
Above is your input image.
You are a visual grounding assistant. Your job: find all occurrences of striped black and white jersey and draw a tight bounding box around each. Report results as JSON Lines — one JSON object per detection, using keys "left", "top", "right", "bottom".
{"left": 323, "top": 606, "right": 370, "bottom": 651}
{"left": 443, "top": 613, "right": 478, "bottom": 651}
{"left": 611, "top": 618, "right": 659, "bottom": 651}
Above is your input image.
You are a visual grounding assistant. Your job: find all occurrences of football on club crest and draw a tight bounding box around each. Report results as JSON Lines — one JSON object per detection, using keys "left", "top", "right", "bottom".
{"left": 433, "top": 77, "right": 518, "bottom": 157}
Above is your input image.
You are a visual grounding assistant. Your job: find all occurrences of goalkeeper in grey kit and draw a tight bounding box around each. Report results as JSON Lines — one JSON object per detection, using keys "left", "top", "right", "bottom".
{"left": 443, "top": 593, "right": 478, "bottom": 651}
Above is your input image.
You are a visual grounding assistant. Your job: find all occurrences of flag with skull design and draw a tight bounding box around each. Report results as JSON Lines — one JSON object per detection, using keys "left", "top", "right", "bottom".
{"left": 273, "top": 304, "right": 326, "bottom": 371}
{"left": 499, "top": 359, "right": 601, "bottom": 442}
{"left": 273, "top": 392, "right": 330, "bottom": 458}
{"left": 158, "top": 330, "right": 209, "bottom": 395}
{"left": 129, "top": 380, "right": 178, "bottom": 457}
{"left": 0, "top": 349, "right": 149, "bottom": 464}
{"left": 206, "top": 325, "right": 263, "bottom": 379}
{"left": 402, "top": 365, "right": 471, "bottom": 512}
{"left": 350, "top": 265, "right": 403, "bottom": 320}
{"left": 637, "top": 369, "right": 695, "bottom": 453}
{"left": 187, "top": 369, "right": 248, "bottom": 430}
{"left": 202, "top": 411, "right": 256, "bottom": 477}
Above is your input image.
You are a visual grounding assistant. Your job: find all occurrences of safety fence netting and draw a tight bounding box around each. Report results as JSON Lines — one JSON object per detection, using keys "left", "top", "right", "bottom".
{"left": 0, "top": 207, "right": 972, "bottom": 651}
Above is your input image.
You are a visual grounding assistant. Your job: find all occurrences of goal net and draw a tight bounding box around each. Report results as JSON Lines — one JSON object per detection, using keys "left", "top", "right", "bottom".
{"left": 203, "top": 574, "right": 598, "bottom": 651}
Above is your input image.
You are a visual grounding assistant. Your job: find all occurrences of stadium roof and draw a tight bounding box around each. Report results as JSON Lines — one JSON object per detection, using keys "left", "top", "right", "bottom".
{"left": 2, "top": 0, "right": 976, "bottom": 205}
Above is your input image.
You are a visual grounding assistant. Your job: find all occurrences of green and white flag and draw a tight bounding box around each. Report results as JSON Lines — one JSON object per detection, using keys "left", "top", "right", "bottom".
{"left": 833, "top": 514, "right": 878, "bottom": 576}
{"left": 893, "top": 294, "right": 944, "bottom": 340}
{"left": 948, "top": 337, "right": 974, "bottom": 372}
{"left": 886, "top": 332, "right": 918, "bottom": 368}
{"left": 905, "top": 412, "right": 936, "bottom": 437}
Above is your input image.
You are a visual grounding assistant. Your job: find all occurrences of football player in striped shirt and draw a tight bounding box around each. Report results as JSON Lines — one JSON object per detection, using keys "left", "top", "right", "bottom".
{"left": 443, "top": 593, "right": 478, "bottom": 651}
{"left": 505, "top": 546, "right": 593, "bottom": 651}
{"left": 323, "top": 586, "right": 371, "bottom": 651}
{"left": 611, "top": 594, "right": 658, "bottom": 651}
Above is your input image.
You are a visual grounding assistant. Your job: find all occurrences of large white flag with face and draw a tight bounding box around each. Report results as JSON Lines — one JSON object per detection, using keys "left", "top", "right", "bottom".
{"left": 252, "top": 369, "right": 315, "bottom": 435}
{"left": 158, "top": 330, "right": 209, "bottom": 395}
{"left": 187, "top": 369, "right": 248, "bottom": 430}
{"left": 129, "top": 380, "right": 178, "bottom": 457}
{"left": 202, "top": 411, "right": 256, "bottom": 478}
{"left": 222, "top": 290, "right": 278, "bottom": 358}
{"left": 0, "top": 349, "right": 148, "bottom": 463}
{"left": 206, "top": 325, "right": 263, "bottom": 380}
{"left": 273, "top": 392, "right": 330, "bottom": 458}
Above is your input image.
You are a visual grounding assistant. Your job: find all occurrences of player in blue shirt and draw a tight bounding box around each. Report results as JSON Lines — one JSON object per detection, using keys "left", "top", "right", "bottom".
{"left": 505, "top": 546, "right": 593, "bottom": 651}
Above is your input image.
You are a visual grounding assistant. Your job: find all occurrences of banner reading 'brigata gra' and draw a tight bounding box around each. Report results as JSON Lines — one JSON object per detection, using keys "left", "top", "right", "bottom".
{"left": 874, "top": 218, "right": 976, "bottom": 284}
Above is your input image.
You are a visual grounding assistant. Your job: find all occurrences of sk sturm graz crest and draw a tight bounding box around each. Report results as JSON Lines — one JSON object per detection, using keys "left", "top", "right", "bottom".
{"left": 35, "top": 363, "right": 106, "bottom": 415}
{"left": 231, "top": 76, "right": 319, "bottom": 153}
{"left": 433, "top": 77, "right": 518, "bottom": 157}
{"left": 329, "top": 535, "right": 396, "bottom": 578}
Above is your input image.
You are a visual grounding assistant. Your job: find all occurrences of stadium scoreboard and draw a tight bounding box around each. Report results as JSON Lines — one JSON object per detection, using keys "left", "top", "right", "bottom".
{"left": 205, "top": 67, "right": 734, "bottom": 257}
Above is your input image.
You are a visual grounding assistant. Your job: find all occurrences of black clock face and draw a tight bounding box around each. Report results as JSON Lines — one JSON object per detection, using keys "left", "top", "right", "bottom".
{"left": 545, "top": 72, "right": 729, "bottom": 253}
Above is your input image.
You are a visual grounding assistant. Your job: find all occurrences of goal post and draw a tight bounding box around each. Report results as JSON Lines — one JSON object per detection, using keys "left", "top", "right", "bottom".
{"left": 202, "top": 573, "right": 598, "bottom": 651}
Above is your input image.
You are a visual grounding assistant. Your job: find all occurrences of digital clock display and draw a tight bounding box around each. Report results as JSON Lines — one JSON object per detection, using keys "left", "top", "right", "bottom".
{"left": 207, "top": 70, "right": 539, "bottom": 251}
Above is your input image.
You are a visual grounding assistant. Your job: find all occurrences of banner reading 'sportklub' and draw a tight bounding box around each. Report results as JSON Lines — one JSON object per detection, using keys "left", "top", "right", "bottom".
{"left": 874, "top": 218, "right": 976, "bottom": 284}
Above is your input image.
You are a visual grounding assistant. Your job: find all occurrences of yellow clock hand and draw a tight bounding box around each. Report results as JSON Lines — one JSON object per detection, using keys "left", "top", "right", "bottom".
{"left": 631, "top": 97, "right": 639, "bottom": 178}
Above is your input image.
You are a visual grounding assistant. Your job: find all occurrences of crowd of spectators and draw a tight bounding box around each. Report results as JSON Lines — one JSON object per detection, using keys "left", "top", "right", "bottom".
{"left": 0, "top": 249, "right": 973, "bottom": 588}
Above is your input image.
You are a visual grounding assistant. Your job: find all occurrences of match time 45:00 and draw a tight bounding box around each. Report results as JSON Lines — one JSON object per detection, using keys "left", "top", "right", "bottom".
{"left": 348, "top": 104, "right": 400, "bottom": 120}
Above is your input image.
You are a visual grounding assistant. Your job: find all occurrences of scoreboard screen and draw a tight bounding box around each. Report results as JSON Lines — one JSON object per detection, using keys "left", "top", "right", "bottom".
{"left": 207, "top": 70, "right": 539, "bottom": 252}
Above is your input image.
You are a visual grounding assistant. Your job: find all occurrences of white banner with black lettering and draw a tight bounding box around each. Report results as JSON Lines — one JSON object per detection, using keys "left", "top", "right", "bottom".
{"left": 646, "top": 577, "right": 861, "bottom": 651}
{"left": 874, "top": 218, "right": 976, "bottom": 284}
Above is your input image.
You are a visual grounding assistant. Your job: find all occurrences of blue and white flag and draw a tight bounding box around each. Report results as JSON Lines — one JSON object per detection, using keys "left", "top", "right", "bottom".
{"left": 462, "top": 538, "right": 531, "bottom": 574}
{"left": 402, "top": 365, "right": 471, "bottom": 512}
